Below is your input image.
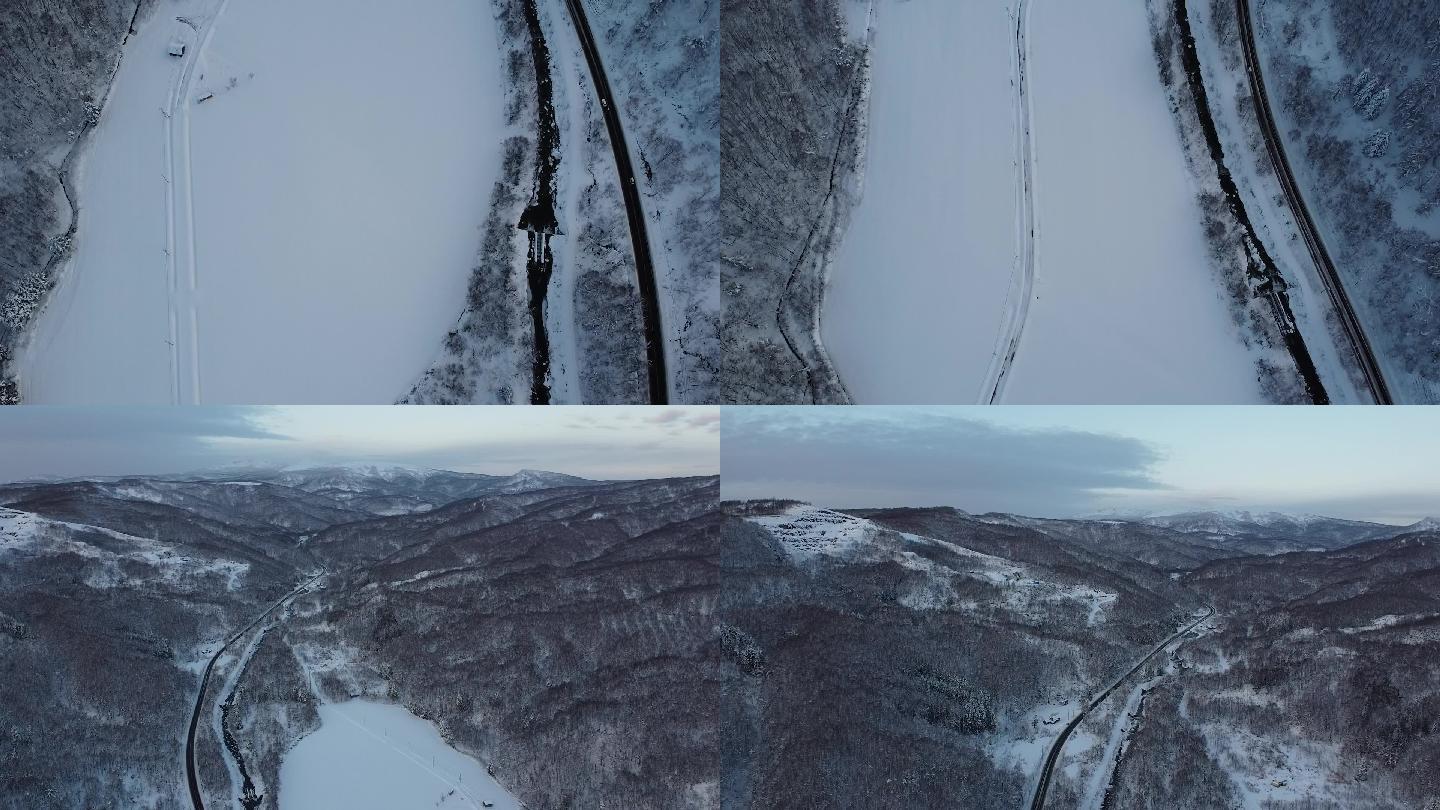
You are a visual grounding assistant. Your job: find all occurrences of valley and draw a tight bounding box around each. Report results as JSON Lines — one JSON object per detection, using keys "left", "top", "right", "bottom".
{"left": 0, "top": 466, "right": 720, "bottom": 809}
{"left": 723, "top": 500, "right": 1440, "bottom": 808}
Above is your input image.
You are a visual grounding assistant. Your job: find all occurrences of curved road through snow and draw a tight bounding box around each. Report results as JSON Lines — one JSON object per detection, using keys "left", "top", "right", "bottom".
{"left": 560, "top": 0, "right": 669, "bottom": 404}
{"left": 983, "top": 0, "right": 1037, "bottom": 404}
{"left": 186, "top": 574, "right": 321, "bottom": 809}
{"left": 1234, "top": 0, "right": 1392, "bottom": 404}
{"left": 1029, "top": 608, "right": 1213, "bottom": 809}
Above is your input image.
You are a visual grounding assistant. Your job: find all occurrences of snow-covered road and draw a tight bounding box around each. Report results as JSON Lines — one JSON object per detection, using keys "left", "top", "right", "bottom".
{"left": 1031, "top": 609, "right": 1213, "bottom": 809}
{"left": 165, "top": 4, "right": 230, "bottom": 405}
{"left": 186, "top": 574, "right": 321, "bottom": 809}
{"left": 982, "top": 0, "right": 1038, "bottom": 404}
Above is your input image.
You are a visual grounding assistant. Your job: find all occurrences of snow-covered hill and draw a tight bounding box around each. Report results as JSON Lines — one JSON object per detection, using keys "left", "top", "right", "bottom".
{"left": 0, "top": 506, "right": 249, "bottom": 589}
{"left": 1405, "top": 516, "right": 1440, "bottom": 533}
{"left": 725, "top": 501, "right": 1197, "bottom": 807}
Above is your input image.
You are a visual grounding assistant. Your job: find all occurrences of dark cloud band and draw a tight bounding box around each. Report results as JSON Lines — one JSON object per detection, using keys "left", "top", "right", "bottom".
{"left": 722, "top": 408, "right": 1166, "bottom": 514}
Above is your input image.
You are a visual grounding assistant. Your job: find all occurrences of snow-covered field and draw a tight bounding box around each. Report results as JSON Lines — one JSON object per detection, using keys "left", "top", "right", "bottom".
{"left": 822, "top": 0, "right": 1019, "bottom": 403}
{"left": 280, "top": 700, "right": 518, "bottom": 810}
{"left": 1002, "top": 0, "right": 1261, "bottom": 402}
{"left": 822, "top": 0, "right": 1266, "bottom": 403}
{"left": 18, "top": 0, "right": 504, "bottom": 403}
{"left": 748, "top": 505, "right": 1020, "bottom": 576}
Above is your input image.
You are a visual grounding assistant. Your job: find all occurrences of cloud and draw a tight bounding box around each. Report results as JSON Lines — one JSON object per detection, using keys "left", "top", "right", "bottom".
{"left": 0, "top": 406, "right": 719, "bottom": 484}
{"left": 0, "top": 406, "right": 287, "bottom": 441}
{"left": 0, "top": 407, "right": 292, "bottom": 482}
{"left": 686, "top": 410, "right": 721, "bottom": 431}
{"left": 721, "top": 408, "right": 1166, "bottom": 515}
{"left": 639, "top": 407, "right": 721, "bottom": 434}
{"left": 287, "top": 436, "right": 715, "bottom": 481}
{"left": 646, "top": 410, "right": 688, "bottom": 424}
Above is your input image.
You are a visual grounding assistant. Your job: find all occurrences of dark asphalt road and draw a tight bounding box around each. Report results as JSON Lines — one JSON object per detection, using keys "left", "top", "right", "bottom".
{"left": 186, "top": 575, "right": 321, "bottom": 809}
{"left": 1235, "top": 0, "right": 1393, "bottom": 404}
{"left": 1029, "top": 609, "right": 1213, "bottom": 810}
{"left": 561, "top": 0, "right": 669, "bottom": 404}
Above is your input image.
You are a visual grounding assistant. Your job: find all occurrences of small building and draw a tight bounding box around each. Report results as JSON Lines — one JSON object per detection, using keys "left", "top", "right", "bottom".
{"left": 168, "top": 41, "right": 186, "bottom": 57}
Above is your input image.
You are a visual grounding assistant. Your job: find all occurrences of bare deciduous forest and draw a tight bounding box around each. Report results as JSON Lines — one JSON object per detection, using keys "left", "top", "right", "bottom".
{"left": 0, "top": 0, "right": 146, "bottom": 403}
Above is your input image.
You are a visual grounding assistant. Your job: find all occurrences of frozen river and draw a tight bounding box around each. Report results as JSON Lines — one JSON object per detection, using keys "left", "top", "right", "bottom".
{"left": 280, "top": 700, "right": 518, "bottom": 810}
{"left": 19, "top": 0, "right": 504, "bottom": 403}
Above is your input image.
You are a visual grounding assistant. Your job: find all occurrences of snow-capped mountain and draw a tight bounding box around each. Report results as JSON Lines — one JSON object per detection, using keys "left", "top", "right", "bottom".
{"left": 491, "top": 469, "right": 600, "bottom": 494}
{"left": 1141, "top": 510, "right": 1397, "bottom": 548}
{"left": 162, "top": 464, "right": 604, "bottom": 515}
{"left": 1405, "top": 516, "right": 1440, "bottom": 533}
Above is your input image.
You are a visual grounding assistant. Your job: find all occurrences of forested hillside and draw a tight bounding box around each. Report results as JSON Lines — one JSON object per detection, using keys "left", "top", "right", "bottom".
{"left": 721, "top": 504, "right": 1195, "bottom": 807}
{"left": 0, "top": 0, "right": 145, "bottom": 403}
{"left": 1256, "top": 0, "right": 1440, "bottom": 401}
{"left": 720, "top": 0, "right": 860, "bottom": 404}
{"left": 1, "top": 471, "right": 721, "bottom": 809}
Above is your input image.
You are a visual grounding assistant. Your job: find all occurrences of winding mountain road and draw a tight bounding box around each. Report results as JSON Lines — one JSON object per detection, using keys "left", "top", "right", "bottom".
{"left": 560, "top": 0, "right": 669, "bottom": 404}
{"left": 1029, "top": 608, "right": 1213, "bottom": 809}
{"left": 1234, "top": 0, "right": 1391, "bottom": 404}
{"left": 984, "top": 0, "right": 1038, "bottom": 405}
{"left": 186, "top": 574, "right": 321, "bottom": 809}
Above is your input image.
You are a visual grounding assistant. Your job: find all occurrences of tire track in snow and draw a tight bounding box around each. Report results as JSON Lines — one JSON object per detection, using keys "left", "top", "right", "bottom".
{"left": 983, "top": 0, "right": 1038, "bottom": 404}
{"left": 325, "top": 705, "right": 490, "bottom": 808}
{"left": 163, "top": 34, "right": 184, "bottom": 405}
{"left": 165, "top": 0, "right": 230, "bottom": 404}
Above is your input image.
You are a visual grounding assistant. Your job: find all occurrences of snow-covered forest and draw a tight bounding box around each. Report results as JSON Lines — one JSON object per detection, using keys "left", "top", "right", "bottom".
{"left": 0, "top": 0, "right": 142, "bottom": 403}
{"left": 724, "top": 501, "right": 1440, "bottom": 808}
{"left": 0, "top": 469, "right": 720, "bottom": 808}
{"left": 720, "top": 0, "right": 859, "bottom": 404}
{"left": 1254, "top": 0, "right": 1440, "bottom": 402}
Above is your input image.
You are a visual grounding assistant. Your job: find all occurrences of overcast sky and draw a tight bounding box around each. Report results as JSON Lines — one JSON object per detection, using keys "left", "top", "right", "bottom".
{"left": 722, "top": 407, "right": 1440, "bottom": 524}
{"left": 0, "top": 407, "right": 718, "bottom": 483}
